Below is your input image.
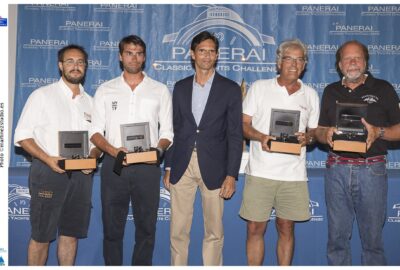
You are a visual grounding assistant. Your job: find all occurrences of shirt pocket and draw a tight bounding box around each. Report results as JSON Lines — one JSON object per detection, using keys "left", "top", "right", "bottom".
{"left": 138, "top": 98, "right": 159, "bottom": 121}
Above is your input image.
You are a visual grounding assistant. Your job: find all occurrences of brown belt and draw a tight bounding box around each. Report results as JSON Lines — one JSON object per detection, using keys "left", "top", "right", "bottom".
{"left": 327, "top": 154, "right": 386, "bottom": 165}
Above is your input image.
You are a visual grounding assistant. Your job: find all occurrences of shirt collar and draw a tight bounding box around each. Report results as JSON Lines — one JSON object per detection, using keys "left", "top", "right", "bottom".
{"left": 58, "top": 78, "right": 84, "bottom": 99}
{"left": 120, "top": 71, "right": 148, "bottom": 88}
{"left": 193, "top": 71, "right": 215, "bottom": 88}
{"left": 341, "top": 73, "right": 369, "bottom": 88}
{"left": 274, "top": 76, "right": 304, "bottom": 94}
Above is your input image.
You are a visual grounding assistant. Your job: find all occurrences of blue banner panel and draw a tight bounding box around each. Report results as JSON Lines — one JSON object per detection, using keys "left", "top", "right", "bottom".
{"left": 9, "top": 169, "right": 400, "bottom": 265}
{"left": 9, "top": 5, "right": 400, "bottom": 265}
{"left": 11, "top": 4, "right": 400, "bottom": 168}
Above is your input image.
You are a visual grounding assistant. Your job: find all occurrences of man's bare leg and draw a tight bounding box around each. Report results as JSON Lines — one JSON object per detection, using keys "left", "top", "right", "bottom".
{"left": 275, "top": 217, "right": 295, "bottom": 266}
{"left": 27, "top": 238, "right": 49, "bottom": 265}
{"left": 57, "top": 235, "right": 78, "bottom": 266}
{"left": 246, "top": 220, "right": 267, "bottom": 265}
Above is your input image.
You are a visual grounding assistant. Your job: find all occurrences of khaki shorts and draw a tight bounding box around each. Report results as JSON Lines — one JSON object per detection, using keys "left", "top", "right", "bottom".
{"left": 239, "top": 174, "right": 310, "bottom": 222}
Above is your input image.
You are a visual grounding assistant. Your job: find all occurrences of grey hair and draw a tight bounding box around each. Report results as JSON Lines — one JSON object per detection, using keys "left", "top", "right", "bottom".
{"left": 276, "top": 39, "right": 308, "bottom": 63}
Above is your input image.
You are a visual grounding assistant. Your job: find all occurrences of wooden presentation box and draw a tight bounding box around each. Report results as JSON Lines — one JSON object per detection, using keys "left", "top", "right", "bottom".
{"left": 333, "top": 140, "right": 367, "bottom": 153}
{"left": 269, "top": 140, "right": 301, "bottom": 155}
{"left": 58, "top": 158, "right": 97, "bottom": 170}
{"left": 125, "top": 150, "right": 158, "bottom": 164}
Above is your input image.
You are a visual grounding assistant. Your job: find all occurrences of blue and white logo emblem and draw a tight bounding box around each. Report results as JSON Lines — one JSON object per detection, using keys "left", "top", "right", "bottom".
{"left": 8, "top": 184, "right": 31, "bottom": 221}
{"left": 154, "top": 5, "right": 277, "bottom": 74}
{"left": 127, "top": 187, "right": 170, "bottom": 222}
{"left": 387, "top": 203, "right": 400, "bottom": 223}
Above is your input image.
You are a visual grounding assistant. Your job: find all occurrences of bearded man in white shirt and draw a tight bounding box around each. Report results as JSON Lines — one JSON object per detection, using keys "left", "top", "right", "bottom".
{"left": 90, "top": 35, "right": 173, "bottom": 266}
{"left": 14, "top": 44, "right": 101, "bottom": 265}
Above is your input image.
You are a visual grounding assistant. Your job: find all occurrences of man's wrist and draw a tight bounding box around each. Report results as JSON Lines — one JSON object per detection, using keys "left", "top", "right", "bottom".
{"left": 378, "top": 127, "right": 385, "bottom": 139}
{"left": 156, "top": 147, "right": 165, "bottom": 157}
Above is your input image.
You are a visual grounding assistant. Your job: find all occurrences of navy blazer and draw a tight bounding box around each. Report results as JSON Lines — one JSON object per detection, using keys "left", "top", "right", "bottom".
{"left": 165, "top": 72, "right": 243, "bottom": 190}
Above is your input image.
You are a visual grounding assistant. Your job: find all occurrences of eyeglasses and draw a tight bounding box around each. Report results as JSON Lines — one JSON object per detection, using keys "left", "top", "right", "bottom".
{"left": 281, "top": 56, "right": 306, "bottom": 64}
{"left": 341, "top": 56, "right": 364, "bottom": 64}
{"left": 62, "top": 59, "right": 86, "bottom": 67}
{"left": 197, "top": 48, "right": 217, "bottom": 56}
{"left": 123, "top": 51, "right": 145, "bottom": 57}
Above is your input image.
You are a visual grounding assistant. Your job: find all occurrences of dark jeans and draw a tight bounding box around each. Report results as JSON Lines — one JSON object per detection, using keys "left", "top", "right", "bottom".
{"left": 325, "top": 153, "right": 387, "bottom": 265}
{"left": 101, "top": 154, "right": 161, "bottom": 265}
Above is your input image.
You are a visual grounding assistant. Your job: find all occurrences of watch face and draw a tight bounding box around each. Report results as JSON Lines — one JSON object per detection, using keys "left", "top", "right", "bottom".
{"left": 379, "top": 127, "right": 385, "bottom": 138}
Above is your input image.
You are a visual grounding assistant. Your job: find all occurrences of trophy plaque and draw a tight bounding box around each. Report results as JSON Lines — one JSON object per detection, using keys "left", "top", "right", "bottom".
{"left": 267, "top": 109, "right": 301, "bottom": 155}
{"left": 120, "top": 122, "right": 157, "bottom": 164}
{"left": 332, "top": 102, "right": 367, "bottom": 153}
{"left": 58, "top": 131, "right": 96, "bottom": 170}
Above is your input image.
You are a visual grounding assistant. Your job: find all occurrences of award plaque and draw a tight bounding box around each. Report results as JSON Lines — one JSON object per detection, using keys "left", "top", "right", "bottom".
{"left": 58, "top": 131, "right": 96, "bottom": 170}
{"left": 120, "top": 122, "right": 157, "bottom": 164}
{"left": 332, "top": 102, "right": 368, "bottom": 153}
{"left": 267, "top": 109, "right": 301, "bottom": 155}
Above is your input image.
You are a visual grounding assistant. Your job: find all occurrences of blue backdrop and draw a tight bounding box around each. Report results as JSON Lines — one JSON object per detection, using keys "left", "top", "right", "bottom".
{"left": 10, "top": 3, "right": 400, "bottom": 168}
{"left": 8, "top": 4, "right": 400, "bottom": 266}
{"left": 8, "top": 168, "right": 400, "bottom": 265}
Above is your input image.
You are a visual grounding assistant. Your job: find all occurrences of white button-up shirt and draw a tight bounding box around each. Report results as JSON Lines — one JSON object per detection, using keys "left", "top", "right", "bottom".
{"left": 89, "top": 72, "right": 173, "bottom": 148}
{"left": 14, "top": 78, "right": 93, "bottom": 157}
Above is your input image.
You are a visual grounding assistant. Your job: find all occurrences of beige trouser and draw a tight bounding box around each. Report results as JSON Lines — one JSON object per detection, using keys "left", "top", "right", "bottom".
{"left": 170, "top": 150, "right": 224, "bottom": 266}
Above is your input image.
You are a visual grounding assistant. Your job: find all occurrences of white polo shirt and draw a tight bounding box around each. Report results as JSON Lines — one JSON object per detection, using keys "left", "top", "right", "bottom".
{"left": 243, "top": 77, "right": 320, "bottom": 181}
{"left": 14, "top": 78, "right": 93, "bottom": 157}
{"left": 89, "top": 72, "right": 173, "bottom": 148}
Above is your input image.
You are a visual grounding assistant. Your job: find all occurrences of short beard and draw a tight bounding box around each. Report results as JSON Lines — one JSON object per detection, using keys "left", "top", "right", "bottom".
{"left": 124, "top": 65, "right": 142, "bottom": 75}
{"left": 63, "top": 70, "right": 84, "bottom": 84}
{"left": 345, "top": 74, "right": 363, "bottom": 83}
{"left": 343, "top": 67, "right": 366, "bottom": 84}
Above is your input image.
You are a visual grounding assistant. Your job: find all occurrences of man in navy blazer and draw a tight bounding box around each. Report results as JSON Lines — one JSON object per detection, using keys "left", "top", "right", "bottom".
{"left": 163, "top": 31, "right": 243, "bottom": 265}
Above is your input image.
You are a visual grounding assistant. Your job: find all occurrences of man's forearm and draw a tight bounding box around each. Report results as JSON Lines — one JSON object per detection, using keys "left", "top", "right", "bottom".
{"left": 90, "top": 133, "right": 117, "bottom": 157}
{"left": 19, "top": 138, "right": 50, "bottom": 163}
{"left": 89, "top": 147, "right": 102, "bottom": 159}
{"left": 315, "top": 126, "right": 329, "bottom": 144}
{"left": 243, "top": 122, "right": 264, "bottom": 142}
{"left": 157, "top": 138, "right": 171, "bottom": 151}
{"left": 378, "top": 123, "right": 400, "bottom": 141}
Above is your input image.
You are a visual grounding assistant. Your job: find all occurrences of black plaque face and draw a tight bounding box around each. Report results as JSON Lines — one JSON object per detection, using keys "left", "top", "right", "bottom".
{"left": 59, "top": 131, "right": 89, "bottom": 158}
{"left": 269, "top": 109, "right": 300, "bottom": 140}
{"left": 335, "top": 102, "right": 367, "bottom": 135}
{"left": 120, "top": 122, "right": 151, "bottom": 152}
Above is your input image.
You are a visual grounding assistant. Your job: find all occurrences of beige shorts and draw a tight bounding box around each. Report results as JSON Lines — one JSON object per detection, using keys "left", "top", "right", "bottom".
{"left": 239, "top": 174, "right": 310, "bottom": 222}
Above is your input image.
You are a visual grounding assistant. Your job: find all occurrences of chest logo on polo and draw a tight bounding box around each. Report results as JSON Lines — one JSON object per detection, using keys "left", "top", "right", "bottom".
{"left": 361, "top": 94, "right": 378, "bottom": 104}
{"left": 111, "top": 101, "right": 118, "bottom": 110}
{"left": 84, "top": 112, "right": 91, "bottom": 123}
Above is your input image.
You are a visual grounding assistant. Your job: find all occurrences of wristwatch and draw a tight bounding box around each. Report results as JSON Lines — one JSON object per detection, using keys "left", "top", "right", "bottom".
{"left": 379, "top": 127, "right": 385, "bottom": 138}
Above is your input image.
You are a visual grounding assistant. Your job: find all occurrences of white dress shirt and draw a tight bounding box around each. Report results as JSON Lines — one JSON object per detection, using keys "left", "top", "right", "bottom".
{"left": 14, "top": 78, "right": 93, "bottom": 157}
{"left": 89, "top": 72, "right": 173, "bottom": 148}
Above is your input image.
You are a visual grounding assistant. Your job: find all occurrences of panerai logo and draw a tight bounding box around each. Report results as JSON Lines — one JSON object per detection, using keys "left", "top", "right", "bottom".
{"left": 387, "top": 203, "right": 400, "bottom": 222}
{"left": 8, "top": 184, "right": 31, "bottom": 221}
{"left": 127, "top": 187, "right": 171, "bottom": 222}
{"left": 330, "top": 23, "right": 379, "bottom": 35}
{"left": 155, "top": 5, "right": 277, "bottom": 74}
